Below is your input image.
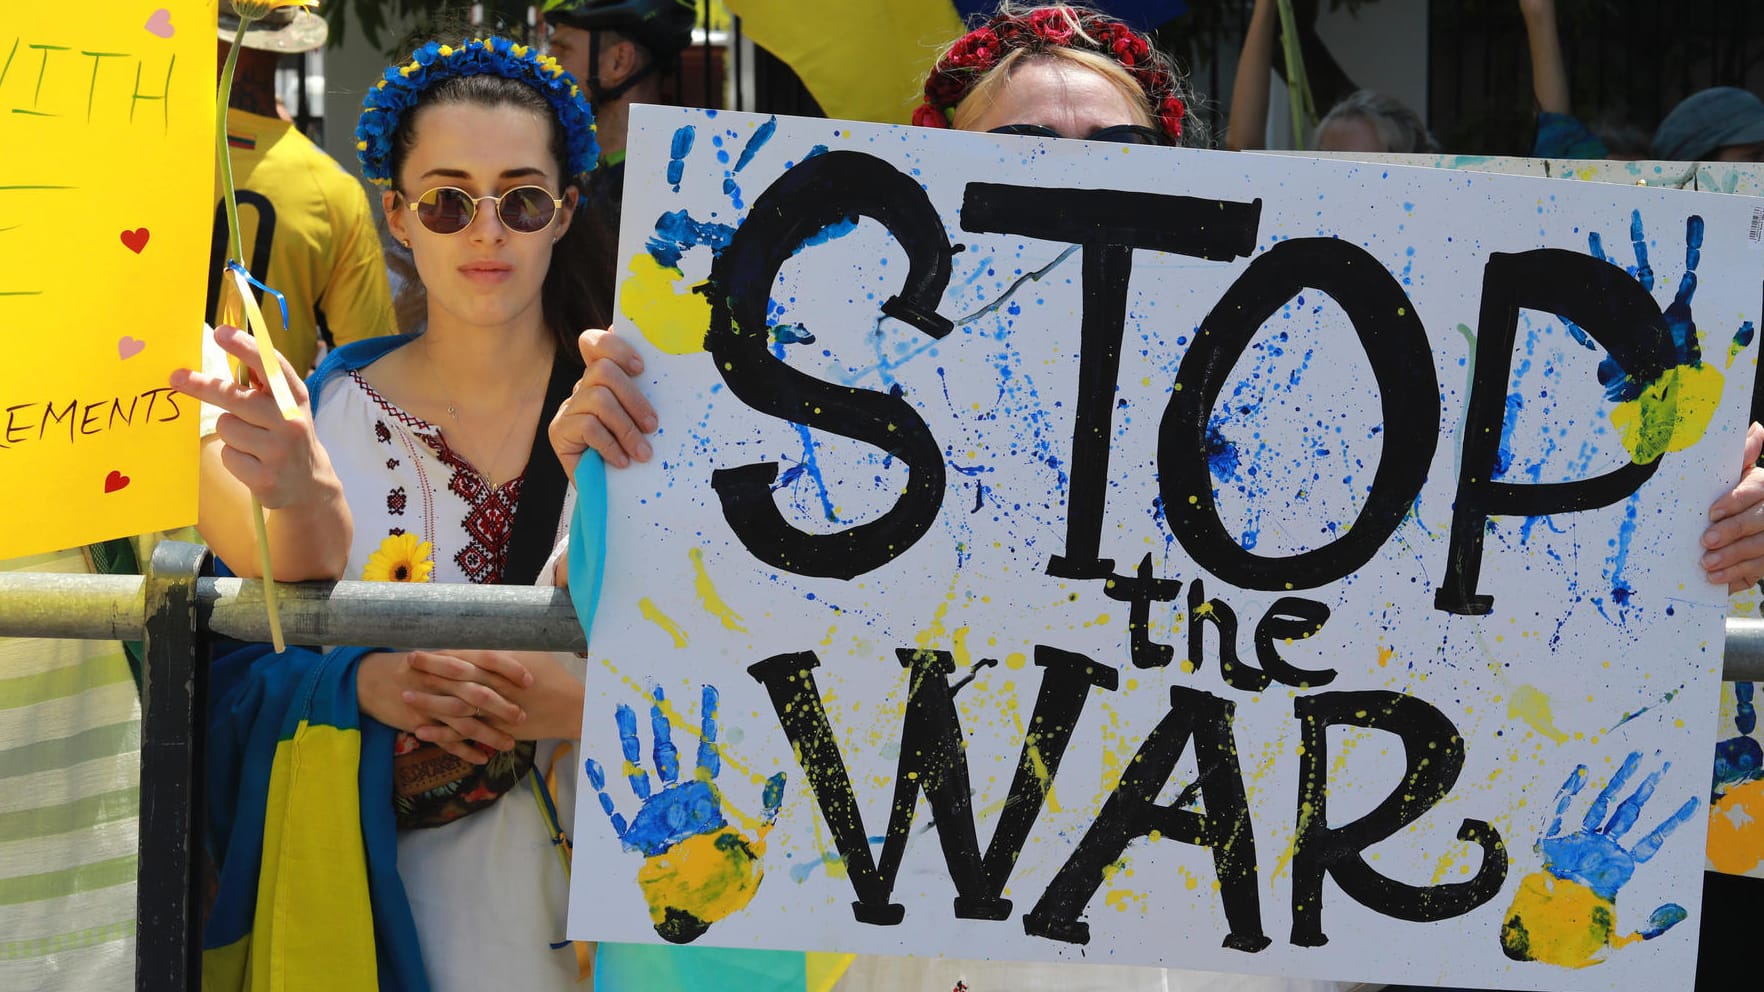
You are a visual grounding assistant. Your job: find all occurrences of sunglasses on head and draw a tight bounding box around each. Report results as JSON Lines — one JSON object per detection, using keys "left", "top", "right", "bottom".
{"left": 400, "top": 185, "right": 570, "bottom": 236}
{"left": 988, "top": 123, "right": 1171, "bottom": 146}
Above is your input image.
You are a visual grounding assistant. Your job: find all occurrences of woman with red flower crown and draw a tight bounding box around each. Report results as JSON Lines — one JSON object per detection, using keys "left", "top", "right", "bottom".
{"left": 907, "top": 2, "right": 1202, "bottom": 151}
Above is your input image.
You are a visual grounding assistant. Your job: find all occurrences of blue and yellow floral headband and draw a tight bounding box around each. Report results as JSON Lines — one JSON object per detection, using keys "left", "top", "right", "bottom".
{"left": 355, "top": 36, "right": 600, "bottom": 189}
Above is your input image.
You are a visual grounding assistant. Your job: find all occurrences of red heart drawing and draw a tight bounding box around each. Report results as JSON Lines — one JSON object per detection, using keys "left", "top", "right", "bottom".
{"left": 120, "top": 228, "right": 150, "bottom": 254}
{"left": 104, "top": 470, "right": 130, "bottom": 494}
{"left": 144, "top": 9, "right": 175, "bottom": 38}
{"left": 117, "top": 336, "right": 146, "bottom": 360}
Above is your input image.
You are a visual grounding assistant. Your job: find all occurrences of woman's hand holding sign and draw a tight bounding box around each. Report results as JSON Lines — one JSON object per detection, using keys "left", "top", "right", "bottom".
{"left": 550, "top": 326, "right": 658, "bottom": 475}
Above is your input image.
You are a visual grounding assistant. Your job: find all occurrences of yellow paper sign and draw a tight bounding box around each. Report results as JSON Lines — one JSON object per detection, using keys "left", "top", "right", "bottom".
{"left": 0, "top": 2, "right": 216, "bottom": 557}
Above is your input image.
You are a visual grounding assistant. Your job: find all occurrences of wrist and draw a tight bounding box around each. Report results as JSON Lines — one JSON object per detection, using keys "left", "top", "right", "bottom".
{"left": 355, "top": 651, "right": 398, "bottom": 725}
{"left": 539, "top": 676, "right": 585, "bottom": 741}
{"left": 270, "top": 471, "right": 353, "bottom": 578}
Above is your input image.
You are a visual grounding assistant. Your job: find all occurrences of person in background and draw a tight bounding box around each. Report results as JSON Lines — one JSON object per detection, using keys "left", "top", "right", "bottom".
{"left": 1310, "top": 89, "right": 1438, "bottom": 154}
{"left": 1226, "top": 0, "right": 1433, "bottom": 154}
{"left": 1518, "top": 0, "right": 1651, "bottom": 160}
{"left": 1651, "top": 86, "right": 1764, "bottom": 163}
{"left": 542, "top": 0, "right": 699, "bottom": 238}
{"left": 212, "top": 0, "right": 398, "bottom": 376}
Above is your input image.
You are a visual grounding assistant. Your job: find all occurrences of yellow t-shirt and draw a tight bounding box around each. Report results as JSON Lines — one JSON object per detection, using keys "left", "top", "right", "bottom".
{"left": 211, "top": 108, "right": 397, "bottom": 375}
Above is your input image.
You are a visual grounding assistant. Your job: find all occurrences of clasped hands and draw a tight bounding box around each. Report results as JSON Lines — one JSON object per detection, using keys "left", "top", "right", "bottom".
{"left": 356, "top": 647, "right": 584, "bottom": 764}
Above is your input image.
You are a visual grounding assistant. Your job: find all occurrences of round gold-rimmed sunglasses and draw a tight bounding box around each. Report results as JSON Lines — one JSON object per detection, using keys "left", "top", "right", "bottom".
{"left": 400, "top": 185, "right": 572, "bottom": 235}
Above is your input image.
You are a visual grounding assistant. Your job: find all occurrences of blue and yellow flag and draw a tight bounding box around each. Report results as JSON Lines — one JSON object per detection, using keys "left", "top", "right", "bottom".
{"left": 204, "top": 642, "right": 425, "bottom": 991}
{"left": 723, "top": 1, "right": 1189, "bottom": 125}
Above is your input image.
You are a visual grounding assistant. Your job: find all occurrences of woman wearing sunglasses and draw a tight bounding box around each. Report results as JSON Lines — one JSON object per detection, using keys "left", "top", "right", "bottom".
{"left": 190, "top": 38, "right": 617, "bottom": 992}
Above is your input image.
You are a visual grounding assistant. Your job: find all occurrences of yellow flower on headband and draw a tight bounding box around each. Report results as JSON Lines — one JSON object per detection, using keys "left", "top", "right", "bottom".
{"left": 363, "top": 532, "right": 434, "bottom": 583}
{"left": 438, "top": 44, "right": 454, "bottom": 57}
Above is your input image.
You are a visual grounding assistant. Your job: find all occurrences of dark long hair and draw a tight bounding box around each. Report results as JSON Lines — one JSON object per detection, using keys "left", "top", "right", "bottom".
{"left": 387, "top": 72, "right": 614, "bottom": 362}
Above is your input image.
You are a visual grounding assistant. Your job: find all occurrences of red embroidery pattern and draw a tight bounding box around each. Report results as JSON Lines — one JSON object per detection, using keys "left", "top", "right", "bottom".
{"left": 405, "top": 432, "right": 526, "bottom": 585}
{"left": 348, "top": 370, "right": 527, "bottom": 585}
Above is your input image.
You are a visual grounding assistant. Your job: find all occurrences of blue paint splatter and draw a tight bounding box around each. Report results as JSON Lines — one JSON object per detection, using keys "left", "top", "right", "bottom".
{"left": 733, "top": 116, "right": 777, "bottom": 173}
{"left": 771, "top": 323, "right": 815, "bottom": 345}
{"left": 790, "top": 836, "right": 886, "bottom": 883}
{"left": 666, "top": 124, "right": 695, "bottom": 192}
{"left": 1595, "top": 492, "right": 1641, "bottom": 623}
{"left": 1205, "top": 420, "right": 1240, "bottom": 481}
{"left": 795, "top": 215, "right": 860, "bottom": 253}
{"left": 646, "top": 209, "right": 734, "bottom": 268}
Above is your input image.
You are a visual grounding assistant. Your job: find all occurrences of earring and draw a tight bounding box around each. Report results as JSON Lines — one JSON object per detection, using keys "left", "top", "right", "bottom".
{"left": 401, "top": 239, "right": 410, "bottom": 248}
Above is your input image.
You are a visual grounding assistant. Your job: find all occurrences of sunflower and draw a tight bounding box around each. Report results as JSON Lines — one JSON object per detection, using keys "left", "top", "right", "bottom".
{"left": 363, "top": 532, "right": 434, "bottom": 583}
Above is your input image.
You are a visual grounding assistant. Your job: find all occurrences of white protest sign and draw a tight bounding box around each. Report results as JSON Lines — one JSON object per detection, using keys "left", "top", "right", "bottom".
{"left": 569, "top": 106, "right": 1760, "bottom": 990}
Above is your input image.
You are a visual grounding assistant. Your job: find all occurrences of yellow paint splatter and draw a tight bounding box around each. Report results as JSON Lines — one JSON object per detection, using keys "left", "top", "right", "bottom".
{"left": 1270, "top": 799, "right": 1316, "bottom": 884}
{"left": 619, "top": 253, "right": 710, "bottom": 355}
{"left": 1508, "top": 685, "right": 1570, "bottom": 743}
{"left": 1026, "top": 741, "right": 1062, "bottom": 814}
{"left": 1103, "top": 888, "right": 1146, "bottom": 913}
{"left": 689, "top": 547, "right": 746, "bottom": 632}
{"left": 1608, "top": 362, "right": 1723, "bottom": 463}
{"left": 638, "top": 597, "right": 689, "bottom": 648}
{"left": 952, "top": 626, "right": 973, "bottom": 670}
{"left": 1377, "top": 645, "right": 1394, "bottom": 668}
{"left": 913, "top": 583, "right": 959, "bottom": 652}
{"left": 1004, "top": 652, "right": 1027, "bottom": 670}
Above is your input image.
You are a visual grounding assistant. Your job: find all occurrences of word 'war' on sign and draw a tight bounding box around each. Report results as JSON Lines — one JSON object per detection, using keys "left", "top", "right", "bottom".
{"left": 749, "top": 641, "right": 1501, "bottom": 950}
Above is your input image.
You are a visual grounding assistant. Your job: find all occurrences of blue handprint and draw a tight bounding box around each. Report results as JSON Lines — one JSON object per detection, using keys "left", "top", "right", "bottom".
{"left": 1585, "top": 211, "right": 1751, "bottom": 464}
{"left": 585, "top": 684, "right": 786, "bottom": 943}
{"left": 1500, "top": 751, "right": 1699, "bottom": 967}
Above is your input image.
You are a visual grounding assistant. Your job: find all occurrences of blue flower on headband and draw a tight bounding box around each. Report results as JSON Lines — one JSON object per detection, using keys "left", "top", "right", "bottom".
{"left": 355, "top": 37, "right": 599, "bottom": 188}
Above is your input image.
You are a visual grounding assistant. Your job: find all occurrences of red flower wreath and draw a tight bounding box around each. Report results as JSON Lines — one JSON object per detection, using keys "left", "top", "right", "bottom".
{"left": 914, "top": 6, "right": 1186, "bottom": 143}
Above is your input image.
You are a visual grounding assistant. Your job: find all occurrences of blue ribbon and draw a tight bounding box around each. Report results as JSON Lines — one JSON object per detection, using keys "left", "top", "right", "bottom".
{"left": 226, "top": 258, "right": 291, "bottom": 331}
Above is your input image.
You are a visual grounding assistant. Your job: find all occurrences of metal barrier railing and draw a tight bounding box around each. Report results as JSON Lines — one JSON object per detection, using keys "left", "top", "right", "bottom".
{"left": 4, "top": 540, "right": 1763, "bottom": 992}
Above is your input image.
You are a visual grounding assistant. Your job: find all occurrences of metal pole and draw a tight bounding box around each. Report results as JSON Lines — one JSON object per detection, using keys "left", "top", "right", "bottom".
{"left": 0, "top": 570, "right": 587, "bottom": 651}
{"left": 2, "top": 557, "right": 1760, "bottom": 676}
{"left": 135, "top": 541, "right": 209, "bottom": 992}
